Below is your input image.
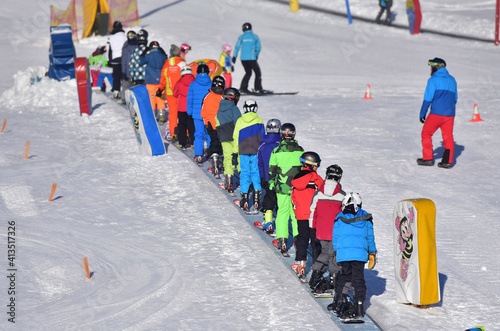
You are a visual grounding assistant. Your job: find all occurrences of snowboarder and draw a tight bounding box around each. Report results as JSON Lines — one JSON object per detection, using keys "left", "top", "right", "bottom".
{"left": 232, "top": 22, "right": 263, "bottom": 94}
{"left": 233, "top": 99, "right": 265, "bottom": 213}
{"left": 290, "top": 151, "right": 324, "bottom": 281}
{"left": 268, "top": 123, "right": 304, "bottom": 256}
{"left": 417, "top": 57, "right": 457, "bottom": 169}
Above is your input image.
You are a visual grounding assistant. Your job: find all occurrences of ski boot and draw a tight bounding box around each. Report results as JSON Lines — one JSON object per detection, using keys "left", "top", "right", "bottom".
{"left": 195, "top": 155, "right": 203, "bottom": 167}
{"left": 252, "top": 190, "right": 261, "bottom": 213}
{"left": 263, "top": 210, "right": 273, "bottom": 234}
{"left": 210, "top": 153, "right": 221, "bottom": 179}
{"left": 157, "top": 109, "right": 166, "bottom": 124}
{"left": 437, "top": 149, "right": 453, "bottom": 168}
{"left": 276, "top": 238, "right": 288, "bottom": 256}
{"left": 297, "top": 260, "right": 307, "bottom": 283}
{"left": 308, "top": 269, "right": 323, "bottom": 290}
{"left": 328, "top": 294, "right": 350, "bottom": 317}
{"left": 225, "top": 174, "right": 234, "bottom": 194}
{"left": 239, "top": 192, "right": 250, "bottom": 212}
{"left": 341, "top": 300, "right": 364, "bottom": 322}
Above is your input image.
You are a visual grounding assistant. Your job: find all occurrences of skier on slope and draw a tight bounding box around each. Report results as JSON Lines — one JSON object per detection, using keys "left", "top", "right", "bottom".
{"left": 187, "top": 63, "right": 212, "bottom": 166}
{"left": 268, "top": 123, "right": 304, "bottom": 256}
{"left": 232, "top": 22, "right": 263, "bottom": 94}
{"left": 173, "top": 66, "right": 196, "bottom": 150}
{"left": 200, "top": 75, "right": 225, "bottom": 178}
{"left": 120, "top": 30, "right": 138, "bottom": 103}
{"left": 216, "top": 88, "right": 242, "bottom": 194}
{"left": 106, "top": 21, "right": 127, "bottom": 99}
{"left": 157, "top": 44, "right": 186, "bottom": 141}
{"left": 129, "top": 29, "right": 149, "bottom": 85}
{"left": 308, "top": 165, "right": 345, "bottom": 295}
{"left": 290, "top": 152, "right": 324, "bottom": 282}
{"left": 329, "top": 193, "right": 377, "bottom": 322}
{"left": 257, "top": 118, "right": 282, "bottom": 233}
{"left": 233, "top": 99, "right": 266, "bottom": 213}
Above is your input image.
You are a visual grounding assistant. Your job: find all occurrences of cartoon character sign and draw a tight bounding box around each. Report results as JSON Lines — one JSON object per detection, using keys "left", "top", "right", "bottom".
{"left": 395, "top": 207, "right": 414, "bottom": 281}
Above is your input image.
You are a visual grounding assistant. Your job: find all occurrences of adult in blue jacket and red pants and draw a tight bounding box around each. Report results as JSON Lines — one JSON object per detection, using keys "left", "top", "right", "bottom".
{"left": 417, "top": 57, "right": 457, "bottom": 169}
{"left": 233, "top": 22, "right": 263, "bottom": 94}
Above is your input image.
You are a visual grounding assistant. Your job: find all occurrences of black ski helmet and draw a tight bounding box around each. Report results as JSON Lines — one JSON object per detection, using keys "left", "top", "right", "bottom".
{"left": 242, "top": 22, "right": 252, "bottom": 32}
{"left": 138, "top": 29, "right": 148, "bottom": 39}
{"left": 149, "top": 41, "right": 160, "bottom": 49}
{"left": 113, "top": 21, "right": 123, "bottom": 30}
{"left": 326, "top": 164, "right": 343, "bottom": 181}
{"left": 197, "top": 63, "right": 210, "bottom": 74}
{"left": 212, "top": 75, "right": 225, "bottom": 90}
{"left": 223, "top": 87, "right": 241, "bottom": 105}
{"left": 137, "top": 29, "right": 148, "bottom": 45}
{"left": 266, "top": 119, "right": 281, "bottom": 134}
{"left": 280, "top": 123, "right": 296, "bottom": 141}
{"left": 126, "top": 30, "right": 137, "bottom": 41}
{"left": 300, "top": 152, "right": 321, "bottom": 169}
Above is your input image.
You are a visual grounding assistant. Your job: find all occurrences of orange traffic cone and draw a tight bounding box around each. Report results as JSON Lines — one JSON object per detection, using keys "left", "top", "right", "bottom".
{"left": 363, "top": 84, "right": 373, "bottom": 100}
{"left": 469, "top": 104, "right": 484, "bottom": 122}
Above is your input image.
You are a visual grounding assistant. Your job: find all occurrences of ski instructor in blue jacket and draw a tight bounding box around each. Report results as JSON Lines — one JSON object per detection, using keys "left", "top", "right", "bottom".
{"left": 233, "top": 22, "right": 263, "bottom": 94}
{"left": 417, "top": 57, "right": 457, "bottom": 169}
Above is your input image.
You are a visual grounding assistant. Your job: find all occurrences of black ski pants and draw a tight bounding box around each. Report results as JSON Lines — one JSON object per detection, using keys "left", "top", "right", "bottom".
{"left": 177, "top": 112, "right": 195, "bottom": 147}
{"left": 110, "top": 58, "right": 122, "bottom": 92}
{"left": 337, "top": 260, "right": 367, "bottom": 303}
{"left": 240, "top": 60, "right": 262, "bottom": 92}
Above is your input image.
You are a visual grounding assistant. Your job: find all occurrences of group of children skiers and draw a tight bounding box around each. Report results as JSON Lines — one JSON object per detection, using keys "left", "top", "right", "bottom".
{"left": 94, "top": 22, "right": 377, "bottom": 323}
{"left": 193, "top": 81, "right": 378, "bottom": 322}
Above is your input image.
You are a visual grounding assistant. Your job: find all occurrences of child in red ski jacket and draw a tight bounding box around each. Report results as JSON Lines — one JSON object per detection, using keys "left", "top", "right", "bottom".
{"left": 307, "top": 165, "right": 345, "bottom": 294}
{"left": 290, "top": 151, "right": 324, "bottom": 282}
{"left": 173, "top": 66, "right": 196, "bottom": 149}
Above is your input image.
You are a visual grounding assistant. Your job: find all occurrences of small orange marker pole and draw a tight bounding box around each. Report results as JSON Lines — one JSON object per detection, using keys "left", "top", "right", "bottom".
{"left": 25, "top": 141, "right": 30, "bottom": 159}
{"left": 49, "top": 183, "right": 57, "bottom": 202}
{"left": 1, "top": 119, "right": 6, "bottom": 133}
{"left": 83, "top": 257, "right": 91, "bottom": 279}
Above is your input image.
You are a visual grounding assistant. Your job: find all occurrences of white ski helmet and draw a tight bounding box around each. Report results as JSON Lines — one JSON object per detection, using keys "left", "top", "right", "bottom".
{"left": 243, "top": 99, "right": 258, "bottom": 113}
{"left": 180, "top": 65, "right": 193, "bottom": 76}
{"left": 342, "top": 192, "right": 362, "bottom": 213}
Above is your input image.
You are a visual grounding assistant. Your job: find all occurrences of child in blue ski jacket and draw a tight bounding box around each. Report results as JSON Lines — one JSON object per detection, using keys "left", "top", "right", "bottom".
{"left": 330, "top": 192, "right": 377, "bottom": 321}
{"left": 187, "top": 63, "right": 212, "bottom": 164}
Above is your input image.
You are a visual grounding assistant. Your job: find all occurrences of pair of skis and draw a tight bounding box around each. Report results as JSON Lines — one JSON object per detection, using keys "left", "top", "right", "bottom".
{"left": 240, "top": 90, "right": 299, "bottom": 96}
